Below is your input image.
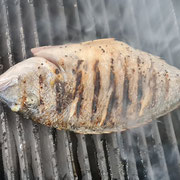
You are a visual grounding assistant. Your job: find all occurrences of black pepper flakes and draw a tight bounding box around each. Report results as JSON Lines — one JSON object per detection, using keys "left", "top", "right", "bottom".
{"left": 55, "top": 69, "right": 60, "bottom": 74}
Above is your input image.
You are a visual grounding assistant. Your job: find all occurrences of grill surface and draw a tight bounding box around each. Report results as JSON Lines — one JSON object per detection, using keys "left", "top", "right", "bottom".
{"left": 1, "top": 0, "right": 180, "bottom": 179}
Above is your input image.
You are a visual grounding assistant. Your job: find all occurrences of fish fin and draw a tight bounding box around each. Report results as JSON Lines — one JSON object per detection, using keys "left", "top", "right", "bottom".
{"left": 33, "top": 51, "right": 60, "bottom": 68}
{"left": 82, "top": 38, "right": 116, "bottom": 45}
{"left": 31, "top": 38, "right": 116, "bottom": 55}
{"left": 32, "top": 52, "right": 67, "bottom": 81}
{"left": 0, "top": 76, "right": 18, "bottom": 91}
{"left": 31, "top": 46, "right": 54, "bottom": 54}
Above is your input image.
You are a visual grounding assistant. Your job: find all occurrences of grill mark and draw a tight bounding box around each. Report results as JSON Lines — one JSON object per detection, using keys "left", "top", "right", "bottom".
{"left": 21, "top": 81, "right": 27, "bottom": 108}
{"left": 137, "top": 74, "right": 143, "bottom": 111}
{"left": 164, "top": 72, "right": 169, "bottom": 96}
{"left": 39, "top": 75, "right": 44, "bottom": 106}
{"left": 74, "top": 72, "right": 82, "bottom": 98}
{"left": 76, "top": 86, "right": 84, "bottom": 118}
{"left": 74, "top": 70, "right": 84, "bottom": 118}
{"left": 39, "top": 75, "right": 43, "bottom": 85}
{"left": 148, "top": 59, "right": 156, "bottom": 108}
{"left": 92, "top": 60, "right": 101, "bottom": 114}
{"left": 73, "top": 60, "right": 84, "bottom": 99}
{"left": 137, "top": 57, "right": 143, "bottom": 111}
{"left": 77, "top": 60, "right": 84, "bottom": 70}
{"left": 137, "top": 74, "right": 143, "bottom": 100}
{"left": 55, "top": 82, "right": 64, "bottom": 113}
{"left": 103, "top": 58, "right": 117, "bottom": 125}
{"left": 109, "top": 58, "right": 114, "bottom": 88}
{"left": 55, "top": 81, "right": 72, "bottom": 113}
{"left": 104, "top": 73, "right": 116, "bottom": 125}
{"left": 122, "top": 59, "right": 131, "bottom": 118}
{"left": 151, "top": 73, "right": 157, "bottom": 107}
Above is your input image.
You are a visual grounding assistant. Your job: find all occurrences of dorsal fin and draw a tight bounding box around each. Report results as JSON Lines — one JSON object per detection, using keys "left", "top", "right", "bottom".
{"left": 81, "top": 38, "right": 116, "bottom": 45}
{"left": 31, "top": 46, "right": 54, "bottom": 54}
{"left": 31, "top": 38, "right": 116, "bottom": 55}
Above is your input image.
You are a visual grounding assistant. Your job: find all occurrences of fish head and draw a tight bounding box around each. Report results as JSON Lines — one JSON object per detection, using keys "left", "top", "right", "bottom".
{"left": 0, "top": 57, "right": 60, "bottom": 119}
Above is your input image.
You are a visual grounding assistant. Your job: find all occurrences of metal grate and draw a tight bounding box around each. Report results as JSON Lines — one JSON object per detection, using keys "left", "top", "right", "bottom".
{"left": 1, "top": 0, "right": 180, "bottom": 179}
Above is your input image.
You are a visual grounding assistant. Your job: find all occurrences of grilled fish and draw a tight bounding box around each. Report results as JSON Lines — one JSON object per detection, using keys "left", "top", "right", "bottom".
{"left": 0, "top": 38, "right": 180, "bottom": 134}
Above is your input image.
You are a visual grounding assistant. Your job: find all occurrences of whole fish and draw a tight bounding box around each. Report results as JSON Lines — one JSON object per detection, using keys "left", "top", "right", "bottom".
{"left": 0, "top": 39, "right": 180, "bottom": 134}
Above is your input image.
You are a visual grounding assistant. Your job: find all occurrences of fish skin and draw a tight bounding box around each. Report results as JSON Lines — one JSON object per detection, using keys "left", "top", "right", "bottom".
{"left": 0, "top": 38, "right": 180, "bottom": 134}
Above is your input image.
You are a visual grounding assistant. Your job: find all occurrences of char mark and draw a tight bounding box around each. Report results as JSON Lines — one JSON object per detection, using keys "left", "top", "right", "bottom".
{"left": 151, "top": 73, "right": 156, "bottom": 107}
{"left": 137, "top": 73, "right": 143, "bottom": 110}
{"left": 56, "top": 81, "right": 65, "bottom": 113}
{"left": 109, "top": 58, "right": 115, "bottom": 88}
{"left": 103, "top": 59, "right": 117, "bottom": 125}
{"left": 55, "top": 81, "right": 73, "bottom": 113}
{"left": 104, "top": 81, "right": 116, "bottom": 125}
{"left": 39, "top": 74, "right": 44, "bottom": 108}
{"left": 74, "top": 72, "right": 82, "bottom": 98}
{"left": 122, "top": 65, "right": 131, "bottom": 118}
{"left": 76, "top": 60, "right": 84, "bottom": 70}
{"left": 39, "top": 75, "right": 43, "bottom": 85}
{"left": 74, "top": 70, "right": 84, "bottom": 118}
{"left": 76, "top": 86, "right": 84, "bottom": 118}
{"left": 137, "top": 56, "right": 144, "bottom": 111}
{"left": 21, "top": 86, "right": 27, "bottom": 108}
{"left": 92, "top": 60, "right": 101, "bottom": 114}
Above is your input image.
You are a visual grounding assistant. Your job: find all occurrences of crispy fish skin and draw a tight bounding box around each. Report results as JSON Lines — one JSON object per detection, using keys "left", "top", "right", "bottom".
{"left": 0, "top": 39, "right": 180, "bottom": 134}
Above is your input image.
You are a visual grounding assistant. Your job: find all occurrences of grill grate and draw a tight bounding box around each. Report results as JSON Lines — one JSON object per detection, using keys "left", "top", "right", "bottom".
{"left": 1, "top": 0, "right": 180, "bottom": 179}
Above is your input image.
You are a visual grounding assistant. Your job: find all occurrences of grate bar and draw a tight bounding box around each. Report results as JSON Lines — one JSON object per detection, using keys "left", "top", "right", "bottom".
{"left": 38, "top": 127, "right": 59, "bottom": 179}
{"left": 105, "top": 133, "right": 125, "bottom": 180}
{"left": 56, "top": 131, "right": 75, "bottom": 179}
{"left": 20, "top": 0, "right": 40, "bottom": 53}
{"left": 171, "top": 110, "right": 180, "bottom": 151}
{"left": 90, "top": 0, "right": 110, "bottom": 38}
{"left": 33, "top": 0, "right": 52, "bottom": 46}
{"left": 29, "top": 122, "right": 44, "bottom": 180}
{"left": 116, "top": 0, "right": 141, "bottom": 47}
{"left": 0, "top": 107, "right": 17, "bottom": 180}
{"left": 63, "top": 0, "right": 82, "bottom": 42}
{"left": 122, "top": 132, "right": 139, "bottom": 180}
{"left": 157, "top": 0, "right": 180, "bottom": 67}
{"left": 172, "top": 0, "right": 180, "bottom": 42}
{"left": 93, "top": 135, "right": 109, "bottom": 179}
{"left": 47, "top": 0, "right": 68, "bottom": 45}
{"left": 104, "top": 0, "right": 124, "bottom": 39}
{"left": 77, "top": 0, "right": 96, "bottom": 41}
{"left": 131, "top": 129, "right": 155, "bottom": 180}
{"left": 76, "top": 134, "right": 92, "bottom": 180}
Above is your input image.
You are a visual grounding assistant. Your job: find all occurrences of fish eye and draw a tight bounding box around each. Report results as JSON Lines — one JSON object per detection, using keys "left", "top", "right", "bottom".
{"left": 26, "top": 93, "right": 39, "bottom": 107}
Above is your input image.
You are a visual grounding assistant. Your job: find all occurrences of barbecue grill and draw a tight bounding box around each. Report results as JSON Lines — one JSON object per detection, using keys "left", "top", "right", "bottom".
{"left": 0, "top": 0, "right": 180, "bottom": 179}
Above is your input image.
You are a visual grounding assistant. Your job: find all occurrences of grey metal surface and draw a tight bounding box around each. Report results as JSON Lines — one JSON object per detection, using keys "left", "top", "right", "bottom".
{"left": 0, "top": 0, "right": 180, "bottom": 179}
